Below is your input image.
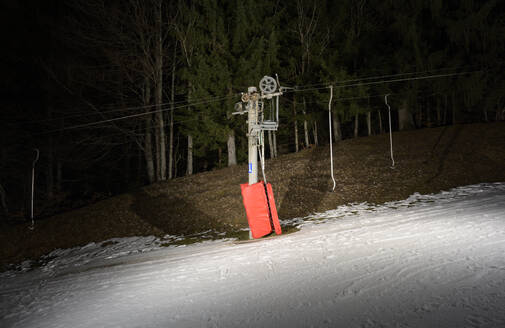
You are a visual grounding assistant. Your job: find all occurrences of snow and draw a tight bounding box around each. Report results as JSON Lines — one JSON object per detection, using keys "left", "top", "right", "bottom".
{"left": 2, "top": 183, "right": 505, "bottom": 328}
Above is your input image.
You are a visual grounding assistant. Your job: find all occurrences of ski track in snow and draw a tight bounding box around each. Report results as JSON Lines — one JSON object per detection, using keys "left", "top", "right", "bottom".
{"left": 1, "top": 183, "right": 505, "bottom": 328}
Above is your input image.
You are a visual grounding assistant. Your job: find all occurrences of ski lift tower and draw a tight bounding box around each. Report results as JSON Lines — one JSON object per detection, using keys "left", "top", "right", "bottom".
{"left": 232, "top": 75, "right": 284, "bottom": 239}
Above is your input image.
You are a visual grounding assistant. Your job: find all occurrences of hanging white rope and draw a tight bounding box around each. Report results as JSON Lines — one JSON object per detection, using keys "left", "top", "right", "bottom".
{"left": 385, "top": 94, "right": 395, "bottom": 168}
{"left": 328, "top": 86, "right": 336, "bottom": 191}
{"left": 30, "top": 148, "right": 40, "bottom": 230}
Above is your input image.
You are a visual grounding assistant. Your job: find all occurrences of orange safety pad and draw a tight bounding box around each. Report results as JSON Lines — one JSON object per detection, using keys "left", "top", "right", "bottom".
{"left": 265, "top": 183, "right": 282, "bottom": 235}
{"left": 240, "top": 181, "right": 282, "bottom": 239}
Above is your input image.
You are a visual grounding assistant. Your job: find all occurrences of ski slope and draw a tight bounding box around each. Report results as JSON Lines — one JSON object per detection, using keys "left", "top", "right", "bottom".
{"left": 1, "top": 183, "right": 505, "bottom": 328}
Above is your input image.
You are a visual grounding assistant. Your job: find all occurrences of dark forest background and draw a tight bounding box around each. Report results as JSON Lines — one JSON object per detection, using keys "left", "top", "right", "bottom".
{"left": 1, "top": 0, "right": 504, "bottom": 220}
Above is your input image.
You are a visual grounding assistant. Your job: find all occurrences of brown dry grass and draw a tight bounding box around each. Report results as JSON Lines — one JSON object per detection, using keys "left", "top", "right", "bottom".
{"left": 1, "top": 122, "right": 504, "bottom": 269}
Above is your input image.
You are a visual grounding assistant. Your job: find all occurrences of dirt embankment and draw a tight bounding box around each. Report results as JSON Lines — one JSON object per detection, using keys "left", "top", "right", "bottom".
{"left": 1, "top": 122, "right": 504, "bottom": 268}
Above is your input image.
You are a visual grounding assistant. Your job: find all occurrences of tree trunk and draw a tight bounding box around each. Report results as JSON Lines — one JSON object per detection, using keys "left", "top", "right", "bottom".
{"left": 56, "top": 118, "right": 63, "bottom": 192}
{"left": 56, "top": 159, "right": 62, "bottom": 193}
{"left": 187, "top": 135, "right": 193, "bottom": 175}
{"left": 497, "top": 101, "right": 504, "bottom": 121}
{"left": 154, "top": 2, "right": 166, "bottom": 181}
{"left": 46, "top": 106, "right": 54, "bottom": 200}
{"left": 367, "top": 111, "right": 372, "bottom": 136}
{"left": 313, "top": 121, "right": 319, "bottom": 146}
{"left": 227, "top": 130, "right": 237, "bottom": 166}
{"left": 333, "top": 113, "right": 342, "bottom": 142}
{"left": 186, "top": 80, "right": 193, "bottom": 176}
{"left": 436, "top": 96, "right": 441, "bottom": 125}
{"left": 426, "top": 99, "right": 431, "bottom": 126}
{"left": 46, "top": 135, "right": 54, "bottom": 200}
{"left": 398, "top": 99, "right": 414, "bottom": 131}
{"left": 174, "top": 153, "right": 178, "bottom": 178}
{"left": 303, "top": 97, "right": 309, "bottom": 148}
{"left": 136, "top": 147, "right": 142, "bottom": 184}
{"left": 443, "top": 94, "right": 448, "bottom": 125}
{"left": 174, "top": 133, "right": 180, "bottom": 178}
{"left": 354, "top": 111, "right": 359, "bottom": 138}
{"left": 123, "top": 142, "right": 131, "bottom": 186}
{"left": 144, "top": 80, "right": 155, "bottom": 184}
{"left": 268, "top": 130, "right": 274, "bottom": 158}
{"left": 0, "top": 182, "right": 8, "bottom": 217}
{"left": 367, "top": 96, "right": 372, "bottom": 136}
{"left": 145, "top": 121, "right": 155, "bottom": 183}
{"left": 168, "top": 41, "right": 177, "bottom": 179}
{"left": 154, "top": 123, "right": 161, "bottom": 181}
{"left": 451, "top": 92, "right": 457, "bottom": 125}
{"left": 293, "top": 97, "right": 299, "bottom": 152}
{"left": 417, "top": 102, "right": 423, "bottom": 128}
{"left": 378, "top": 110, "right": 384, "bottom": 134}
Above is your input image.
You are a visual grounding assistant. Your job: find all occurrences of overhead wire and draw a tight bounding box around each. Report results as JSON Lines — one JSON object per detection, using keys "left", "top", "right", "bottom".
{"left": 283, "top": 89, "right": 426, "bottom": 106}
{"left": 36, "top": 68, "right": 480, "bottom": 137}
{"left": 39, "top": 94, "right": 239, "bottom": 135}
{"left": 286, "top": 70, "right": 480, "bottom": 94}
{"left": 282, "top": 85, "right": 469, "bottom": 108}
{"left": 18, "top": 93, "right": 240, "bottom": 125}
{"left": 285, "top": 64, "right": 484, "bottom": 90}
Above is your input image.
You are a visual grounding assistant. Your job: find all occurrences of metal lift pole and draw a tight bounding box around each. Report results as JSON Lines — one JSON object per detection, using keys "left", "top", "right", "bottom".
{"left": 247, "top": 87, "right": 259, "bottom": 185}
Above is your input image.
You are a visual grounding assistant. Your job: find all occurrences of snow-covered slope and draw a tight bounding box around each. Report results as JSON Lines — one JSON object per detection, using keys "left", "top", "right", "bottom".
{"left": 1, "top": 183, "right": 505, "bottom": 328}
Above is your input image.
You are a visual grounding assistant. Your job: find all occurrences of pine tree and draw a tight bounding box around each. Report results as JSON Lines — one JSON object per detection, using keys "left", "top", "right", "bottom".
{"left": 186, "top": 0, "right": 233, "bottom": 170}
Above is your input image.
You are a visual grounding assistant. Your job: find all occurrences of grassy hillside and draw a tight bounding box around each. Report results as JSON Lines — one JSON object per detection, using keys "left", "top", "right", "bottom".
{"left": 1, "top": 122, "right": 504, "bottom": 269}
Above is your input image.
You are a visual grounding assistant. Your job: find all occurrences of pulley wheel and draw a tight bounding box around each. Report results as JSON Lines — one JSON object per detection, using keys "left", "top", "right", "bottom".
{"left": 259, "top": 76, "right": 277, "bottom": 94}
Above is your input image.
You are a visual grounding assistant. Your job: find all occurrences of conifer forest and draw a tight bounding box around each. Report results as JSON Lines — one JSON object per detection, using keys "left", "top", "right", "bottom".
{"left": 2, "top": 0, "right": 504, "bottom": 218}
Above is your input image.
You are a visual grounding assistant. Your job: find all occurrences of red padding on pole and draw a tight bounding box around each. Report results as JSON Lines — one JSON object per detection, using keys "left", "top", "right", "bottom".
{"left": 240, "top": 181, "right": 282, "bottom": 239}
{"left": 265, "top": 183, "right": 282, "bottom": 235}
